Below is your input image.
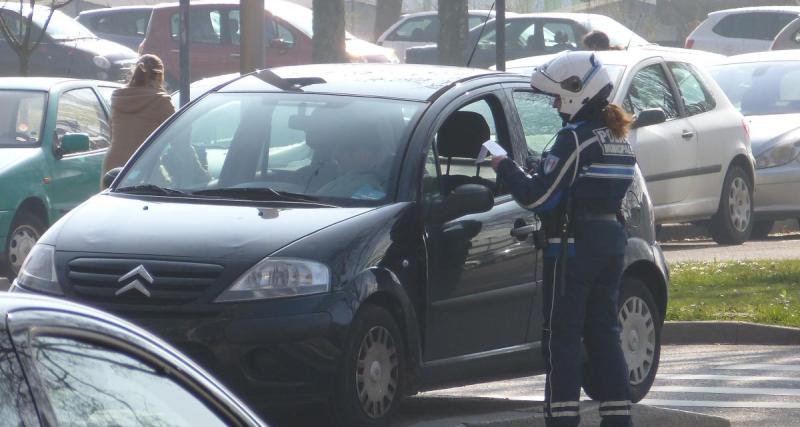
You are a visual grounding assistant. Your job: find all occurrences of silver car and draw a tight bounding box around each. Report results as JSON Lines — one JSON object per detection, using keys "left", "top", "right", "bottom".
{"left": 710, "top": 50, "right": 800, "bottom": 238}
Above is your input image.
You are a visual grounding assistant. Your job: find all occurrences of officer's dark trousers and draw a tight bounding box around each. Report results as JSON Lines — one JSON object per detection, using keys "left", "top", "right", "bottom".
{"left": 542, "top": 219, "right": 632, "bottom": 427}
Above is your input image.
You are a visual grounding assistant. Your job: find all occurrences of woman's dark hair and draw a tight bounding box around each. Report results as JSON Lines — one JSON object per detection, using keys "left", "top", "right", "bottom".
{"left": 128, "top": 54, "right": 165, "bottom": 88}
{"left": 582, "top": 30, "right": 624, "bottom": 51}
{"left": 602, "top": 104, "right": 633, "bottom": 138}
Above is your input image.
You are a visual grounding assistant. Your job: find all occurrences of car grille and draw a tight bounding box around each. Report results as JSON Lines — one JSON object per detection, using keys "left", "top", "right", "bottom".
{"left": 67, "top": 258, "right": 223, "bottom": 306}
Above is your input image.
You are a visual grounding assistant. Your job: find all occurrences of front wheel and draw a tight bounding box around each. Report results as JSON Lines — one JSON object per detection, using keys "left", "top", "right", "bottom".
{"left": 709, "top": 165, "right": 753, "bottom": 245}
{"left": 332, "top": 305, "right": 406, "bottom": 427}
{"left": 3, "top": 212, "right": 46, "bottom": 279}
{"left": 583, "top": 277, "right": 661, "bottom": 403}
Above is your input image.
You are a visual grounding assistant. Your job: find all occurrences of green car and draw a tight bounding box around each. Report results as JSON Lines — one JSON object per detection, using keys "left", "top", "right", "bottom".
{"left": 0, "top": 78, "right": 120, "bottom": 277}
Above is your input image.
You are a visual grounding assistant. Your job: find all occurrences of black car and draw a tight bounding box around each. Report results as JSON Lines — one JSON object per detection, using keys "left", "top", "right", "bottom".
{"left": 12, "top": 64, "right": 669, "bottom": 426}
{"left": 0, "top": 4, "right": 136, "bottom": 81}
{"left": 76, "top": 6, "right": 153, "bottom": 52}
{"left": 0, "top": 293, "right": 264, "bottom": 426}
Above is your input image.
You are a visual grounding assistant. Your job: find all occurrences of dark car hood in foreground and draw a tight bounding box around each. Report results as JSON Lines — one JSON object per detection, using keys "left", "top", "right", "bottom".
{"left": 47, "top": 194, "right": 373, "bottom": 260}
{"left": 746, "top": 114, "right": 800, "bottom": 155}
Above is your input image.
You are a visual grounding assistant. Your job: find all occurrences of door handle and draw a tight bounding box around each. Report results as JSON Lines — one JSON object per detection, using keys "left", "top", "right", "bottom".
{"left": 681, "top": 130, "right": 696, "bottom": 139}
{"left": 230, "top": 53, "right": 241, "bottom": 57}
{"left": 511, "top": 224, "right": 537, "bottom": 239}
{"left": 170, "top": 49, "right": 180, "bottom": 53}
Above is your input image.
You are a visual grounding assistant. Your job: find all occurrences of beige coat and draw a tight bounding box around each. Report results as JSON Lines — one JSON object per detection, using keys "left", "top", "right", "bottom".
{"left": 102, "top": 86, "right": 175, "bottom": 178}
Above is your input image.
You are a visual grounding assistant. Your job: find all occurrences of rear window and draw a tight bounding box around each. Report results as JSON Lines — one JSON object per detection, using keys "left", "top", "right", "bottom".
{"left": 711, "top": 60, "right": 800, "bottom": 115}
{"left": 93, "top": 10, "right": 151, "bottom": 37}
{"left": 712, "top": 12, "right": 797, "bottom": 40}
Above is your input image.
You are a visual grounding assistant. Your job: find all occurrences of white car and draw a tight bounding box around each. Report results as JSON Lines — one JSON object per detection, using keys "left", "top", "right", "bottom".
{"left": 686, "top": 6, "right": 800, "bottom": 55}
{"left": 710, "top": 50, "right": 800, "bottom": 238}
{"left": 505, "top": 49, "right": 755, "bottom": 244}
{"left": 377, "top": 10, "right": 500, "bottom": 62}
{"left": 772, "top": 17, "right": 800, "bottom": 50}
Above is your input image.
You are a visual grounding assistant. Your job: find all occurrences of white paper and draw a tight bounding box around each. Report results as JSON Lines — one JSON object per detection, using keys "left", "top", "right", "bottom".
{"left": 475, "top": 140, "right": 507, "bottom": 163}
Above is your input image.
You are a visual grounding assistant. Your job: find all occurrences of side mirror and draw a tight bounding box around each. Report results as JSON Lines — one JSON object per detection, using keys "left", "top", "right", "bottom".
{"left": 103, "top": 167, "right": 122, "bottom": 189}
{"left": 633, "top": 108, "right": 667, "bottom": 129}
{"left": 59, "top": 133, "right": 91, "bottom": 156}
{"left": 440, "top": 184, "right": 494, "bottom": 222}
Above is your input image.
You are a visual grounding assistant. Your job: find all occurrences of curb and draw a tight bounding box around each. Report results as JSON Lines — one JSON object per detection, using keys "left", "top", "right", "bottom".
{"left": 663, "top": 321, "right": 800, "bottom": 345}
{"left": 396, "top": 399, "right": 730, "bottom": 427}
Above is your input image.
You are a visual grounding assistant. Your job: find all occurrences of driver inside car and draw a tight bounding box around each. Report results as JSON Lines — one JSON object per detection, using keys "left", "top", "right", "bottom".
{"left": 315, "top": 127, "right": 389, "bottom": 200}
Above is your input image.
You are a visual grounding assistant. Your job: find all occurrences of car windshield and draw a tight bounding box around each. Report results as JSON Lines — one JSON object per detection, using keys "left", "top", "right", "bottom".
{"left": 34, "top": 9, "right": 95, "bottom": 40}
{"left": 116, "top": 92, "right": 422, "bottom": 206}
{"left": 0, "top": 90, "right": 46, "bottom": 147}
{"left": 711, "top": 60, "right": 800, "bottom": 116}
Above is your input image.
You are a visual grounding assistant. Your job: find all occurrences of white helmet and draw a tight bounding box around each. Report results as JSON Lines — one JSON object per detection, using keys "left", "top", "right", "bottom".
{"left": 530, "top": 51, "right": 613, "bottom": 121}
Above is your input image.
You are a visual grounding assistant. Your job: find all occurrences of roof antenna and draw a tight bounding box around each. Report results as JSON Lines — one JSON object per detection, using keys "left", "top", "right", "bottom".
{"left": 467, "top": 1, "right": 496, "bottom": 67}
{"left": 625, "top": 10, "right": 647, "bottom": 50}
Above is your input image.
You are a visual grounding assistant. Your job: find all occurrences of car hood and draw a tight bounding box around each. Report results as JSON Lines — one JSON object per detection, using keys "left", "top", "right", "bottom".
{"left": 0, "top": 147, "right": 38, "bottom": 173}
{"left": 60, "top": 37, "right": 138, "bottom": 61}
{"left": 49, "top": 194, "right": 374, "bottom": 260}
{"left": 746, "top": 114, "right": 800, "bottom": 155}
{"left": 345, "top": 37, "right": 395, "bottom": 61}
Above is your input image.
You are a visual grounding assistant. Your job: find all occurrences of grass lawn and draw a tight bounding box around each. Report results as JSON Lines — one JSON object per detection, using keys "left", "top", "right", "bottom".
{"left": 666, "top": 260, "right": 800, "bottom": 327}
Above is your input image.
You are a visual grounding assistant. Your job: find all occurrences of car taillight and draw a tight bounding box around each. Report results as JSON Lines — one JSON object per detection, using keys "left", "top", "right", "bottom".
{"left": 685, "top": 38, "right": 694, "bottom": 49}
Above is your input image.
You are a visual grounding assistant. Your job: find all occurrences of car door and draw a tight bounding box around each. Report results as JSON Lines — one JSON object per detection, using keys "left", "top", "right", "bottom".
{"left": 48, "top": 87, "right": 110, "bottom": 216}
{"left": 6, "top": 310, "right": 261, "bottom": 427}
{"left": 423, "top": 88, "right": 539, "bottom": 361}
{"left": 0, "top": 320, "right": 39, "bottom": 426}
{"left": 618, "top": 59, "right": 697, "bottom": 211}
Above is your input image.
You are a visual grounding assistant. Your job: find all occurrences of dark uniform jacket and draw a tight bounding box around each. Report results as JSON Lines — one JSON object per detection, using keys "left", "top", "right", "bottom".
{"left": 497, "top": 103, "right": 636, "bottom": 256}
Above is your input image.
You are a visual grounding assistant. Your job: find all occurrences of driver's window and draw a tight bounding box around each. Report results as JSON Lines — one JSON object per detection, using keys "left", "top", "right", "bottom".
{"left": 432, "top": 97, "right": 509, "bottom": 198}
{"left": 31, "top": 335, "right": 229, "bottom": 426}
{"left": 623, "top": 64, "right": 679, "bottom": 120}
{"left": 55, "top": 88, "right": 110, "bottom": 153}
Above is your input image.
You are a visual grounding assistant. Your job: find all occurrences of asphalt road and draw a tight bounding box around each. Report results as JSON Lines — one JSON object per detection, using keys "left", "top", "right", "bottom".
{"left": 426, "top": 344, "right": 800, "bottom": 427}
{"left": 662, "top": 232, "right": 800, "bottom": 263}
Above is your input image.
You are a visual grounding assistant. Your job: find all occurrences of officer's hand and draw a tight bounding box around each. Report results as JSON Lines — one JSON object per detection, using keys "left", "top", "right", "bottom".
{"left": 490, "top": 155, "right": 507, "bottom": 171}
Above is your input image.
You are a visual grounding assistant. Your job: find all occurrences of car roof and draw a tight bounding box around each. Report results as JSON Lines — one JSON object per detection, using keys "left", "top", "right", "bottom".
{"left": 0, "top": 77, "right": 79, "bottom": 91}
{"left": 215, "top": 64, "right": 512, "bottom": 102}
{"left": 718, "top": 49, "right": 800, "bottom": 64}
{"left": 78, "top": 5, "right": 155, "bottom": 15}
{"left": 709, "top": 6, "right": 800, "bottom": 16}
{"left": 399, "top": 10, "right": 503, "bottom": 18}
{"left": 503, "top": 46, "right": 723, "bottom": 71}
{"left": 153, "top": 0, "right": 293, "bottom": 9}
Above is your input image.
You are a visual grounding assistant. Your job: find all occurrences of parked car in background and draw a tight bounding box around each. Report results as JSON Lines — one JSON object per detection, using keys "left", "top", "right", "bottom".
{"left": 76, "top": 5, "right": 153, "bottom": 51}
{"left": 506, "top": 49, "right": 754, "bottom": 244}
{"left": 0, "top": 78, "right": 119, "bottom": 278}
{"left": 12, "top": 64, "right": 668, "bottom": 426}
{"left": 710, "top": 50, "right": 800, "bottom": 238}
{"left": 0, "top": 4, "right": 137, "bottom": 81}
{"left": 686, "top": 6, "right": 800, "bottom": 55}
{"left": 0, "top": 293, "right": 264, "bottom": 426}
{"left": 771, "top": 17, "right": 800, "bottom": 50}
{"left": 377, "top": 10, "right": 500, "bottom": 62}
{"left": 140, "top": 0, "right": 398, "bottom": 89}
{"left": 405, "top": 13, "right": 648, "bottom": 68}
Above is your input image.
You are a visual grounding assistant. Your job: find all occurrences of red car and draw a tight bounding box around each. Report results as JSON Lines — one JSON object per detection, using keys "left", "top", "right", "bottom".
{"left": 140, "top": 0, "right": 398, "bottom": 87}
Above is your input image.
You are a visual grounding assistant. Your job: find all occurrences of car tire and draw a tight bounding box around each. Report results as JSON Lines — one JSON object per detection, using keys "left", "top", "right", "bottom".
{"left": 750, "top": 220, "right": 774, "bottom": 240}
{"left": 332, "top": 304, "right": 405, "bottom": 427}
{"left": 582, "top": 276, "right": 661, "bottom": 403}
{"left": 2, "top": 211, "right": 46, "bottom": 279}
{"left": 709, "top": 165, "right": 753, "bottom": 245}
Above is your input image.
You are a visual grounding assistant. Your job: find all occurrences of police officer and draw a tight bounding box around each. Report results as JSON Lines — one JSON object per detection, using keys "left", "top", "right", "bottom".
{"left": 490, "top": 51, "right": 636, "bottom": 427}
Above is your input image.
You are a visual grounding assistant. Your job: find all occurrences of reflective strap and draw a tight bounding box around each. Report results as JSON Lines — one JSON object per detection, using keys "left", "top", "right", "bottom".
{"left": 547, "top": 238, "right": 575, "bottom": 244}
{"left": 549, "top": 401, "right": 580, "bottom": 408}
{"left": 549, "top": 410, "right": 580, "bottom": 417}
{"left": 600, "top": 400, "right": 631, "bottom": 408}
{"left": 600, "top": 409, "right": 631, "bottom": 416}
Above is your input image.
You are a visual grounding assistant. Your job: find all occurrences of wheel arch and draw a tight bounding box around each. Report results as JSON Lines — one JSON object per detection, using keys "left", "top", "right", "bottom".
{"left": 14, "top": 197, "right": 49, "bottom": 226}
{"left": 729, "top": 153, "right": 755, "bottom": 189}
{"left": 623, "top": 260, "right": 668, "bottom": 326}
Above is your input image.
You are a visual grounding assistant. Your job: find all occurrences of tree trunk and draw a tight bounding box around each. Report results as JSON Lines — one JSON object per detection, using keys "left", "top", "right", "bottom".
{"left": 19, "top": 53, "right": 29, "bottom": 76}
{"left": 374, "top": 0, "right": 403, "bottom": 42}
{"left": 438, "top": 0, "right": 468, "bottom": 66}
{"left": 312, "top": 0, "right": 347, "bottom": 63}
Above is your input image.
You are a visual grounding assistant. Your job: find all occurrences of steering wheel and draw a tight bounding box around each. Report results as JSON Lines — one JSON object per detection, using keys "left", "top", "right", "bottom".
{"left": 14, "top": 132, "right": 35, "bottom": 143}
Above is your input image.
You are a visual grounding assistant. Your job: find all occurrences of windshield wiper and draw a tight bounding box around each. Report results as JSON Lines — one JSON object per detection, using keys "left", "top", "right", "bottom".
{"left": 192, "top": 188, "right": 336, "bottom": 206}
{"left": 115, "top": 184, "right": 189, "bottom": 196}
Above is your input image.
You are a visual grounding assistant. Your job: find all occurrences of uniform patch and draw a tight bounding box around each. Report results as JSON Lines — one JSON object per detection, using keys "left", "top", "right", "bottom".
{"left": 593, "top": 128, "right": 635, "bottom": 156}
{"left": 543, "top": 155, "right": 560, "bottom": 175}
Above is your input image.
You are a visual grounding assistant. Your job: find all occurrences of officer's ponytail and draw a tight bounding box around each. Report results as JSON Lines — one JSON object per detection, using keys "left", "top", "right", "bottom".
{"left": 602, "top": 104, "right": 633, "bottom": 138}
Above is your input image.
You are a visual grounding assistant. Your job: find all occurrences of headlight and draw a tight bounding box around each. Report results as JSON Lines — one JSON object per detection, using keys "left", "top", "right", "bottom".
{"left": 214, "top": 258, "right": 330, "bottom": 302}
{"left": 755, "top": 141, "right": 800, "bottom": 169}
{"left": 93, "top": 55, "right": 111, "bottom": 70}
{"left": 16, "top": 244, "right": 62, "bottom": 295}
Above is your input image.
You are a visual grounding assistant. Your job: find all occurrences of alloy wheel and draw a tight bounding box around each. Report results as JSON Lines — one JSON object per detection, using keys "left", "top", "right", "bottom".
{"left": 355, "top": 325, "right": 399, "bottom": 419}
{"left": 8, "top": 224, "right": 39, "bottom": 274}
{"left": 619, "top": 295, "right": 656, "bottom": 385}
{"left": 728, "top": 176, "right": 751, "bottom": 233}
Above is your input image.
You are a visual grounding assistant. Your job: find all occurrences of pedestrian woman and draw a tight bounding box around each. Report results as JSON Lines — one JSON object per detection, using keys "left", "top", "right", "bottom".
{"left": 582, "top": 30, "right": 621, "bottom": 51}
{"left": 491, "top": 51, "right": 635, "bottom": 427}
{"left": 102, "top": 54, "right": 174, "bottom": 186}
